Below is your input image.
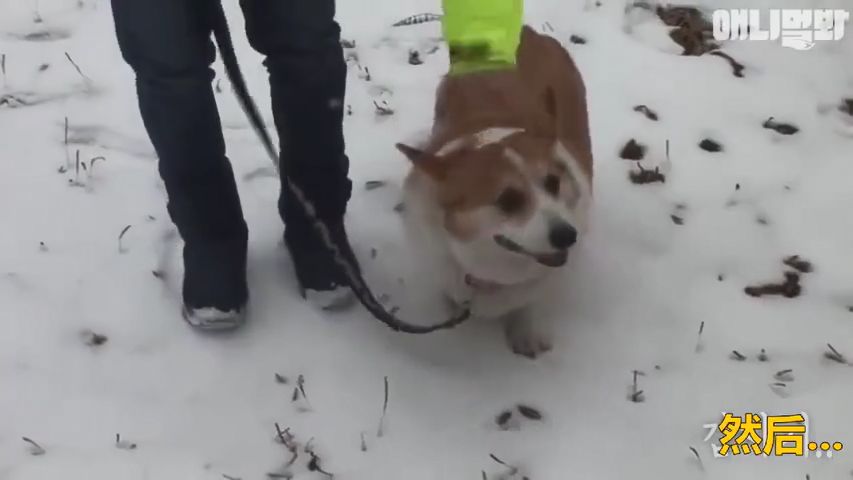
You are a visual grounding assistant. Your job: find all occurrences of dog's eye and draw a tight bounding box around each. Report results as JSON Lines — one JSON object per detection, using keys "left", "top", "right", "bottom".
{"left": 495, "top": 187, "right": 526, "bottom": 214}
{"left": 544, "top": 174, "right": 560, "bottom": 196}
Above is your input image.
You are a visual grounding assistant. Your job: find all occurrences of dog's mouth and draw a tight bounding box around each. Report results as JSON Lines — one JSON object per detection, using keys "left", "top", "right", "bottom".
{"left": 493, "top": 235, "right": 569, "bottom": 268}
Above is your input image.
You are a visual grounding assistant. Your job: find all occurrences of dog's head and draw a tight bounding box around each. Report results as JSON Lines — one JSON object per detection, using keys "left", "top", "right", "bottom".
{"left": 397, "top": 126, "right": 590, "bottom": 285}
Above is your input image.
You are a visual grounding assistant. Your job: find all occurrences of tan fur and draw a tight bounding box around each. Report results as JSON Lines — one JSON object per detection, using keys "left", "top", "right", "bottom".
{"left": 397, "top": 26, "right": 594, "bottom": 358}
{"left": 516, "top": 26, "right": 594, "bottom": 178}
{"left": 400, "top": 26, "right": 593, "bottom": 239}
{"left": 426, "top": 26, "right": 591, "bottom": 171}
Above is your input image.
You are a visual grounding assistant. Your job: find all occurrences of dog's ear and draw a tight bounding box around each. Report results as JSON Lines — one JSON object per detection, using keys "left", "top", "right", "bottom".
{"left": 542, "top": 87, "right": 563, "bottom": 138}
{"left": 395, "top": 143, "right": 427, "bottom": 162}
{"left": 543, "top": 87, "right": 558, "bottom": 121}
{"left": 395, "top": 143, "right": 446, "bottom": 179}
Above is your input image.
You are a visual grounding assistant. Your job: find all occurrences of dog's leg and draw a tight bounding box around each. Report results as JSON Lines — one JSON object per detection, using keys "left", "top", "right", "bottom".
{"left": 503, "top": 308, "right": 553, "bottom": 359}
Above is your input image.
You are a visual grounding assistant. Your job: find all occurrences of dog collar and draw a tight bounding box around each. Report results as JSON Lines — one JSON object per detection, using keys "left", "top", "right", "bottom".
{"left": 464, "top": 273, "right": 506, "bottom": 293}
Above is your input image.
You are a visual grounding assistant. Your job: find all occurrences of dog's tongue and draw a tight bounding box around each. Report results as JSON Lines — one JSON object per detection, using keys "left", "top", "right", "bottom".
{"left": 494, "top": 235, "right": 569, "bottom": 268}
{"left": 535, "top": 250, "right": 568, "bottom": 267}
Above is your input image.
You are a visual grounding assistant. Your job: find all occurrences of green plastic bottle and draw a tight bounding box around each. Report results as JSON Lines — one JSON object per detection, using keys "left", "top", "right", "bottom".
{"left": 441, "top": 0, "right": 524, "bottom": 75}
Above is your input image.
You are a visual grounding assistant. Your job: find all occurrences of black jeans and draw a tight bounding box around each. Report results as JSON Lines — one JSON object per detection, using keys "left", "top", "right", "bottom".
{"left": 112, "top": 0, "right": 351, "bottom": 310}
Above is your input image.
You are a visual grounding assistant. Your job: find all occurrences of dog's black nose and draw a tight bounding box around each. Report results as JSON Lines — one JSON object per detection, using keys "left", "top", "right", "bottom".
{"left": 549, "top": 223, "right": 578, "bottom": 250}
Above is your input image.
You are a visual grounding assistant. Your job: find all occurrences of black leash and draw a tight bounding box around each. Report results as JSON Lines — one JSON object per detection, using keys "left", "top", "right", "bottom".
{"left": 209, "top": 1, "right": 472, "bottom": 333}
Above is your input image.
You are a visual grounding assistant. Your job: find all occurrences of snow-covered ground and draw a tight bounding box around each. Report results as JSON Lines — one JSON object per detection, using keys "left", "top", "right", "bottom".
{"left": 2, "top": 0, "right": 852, "bottom": 478}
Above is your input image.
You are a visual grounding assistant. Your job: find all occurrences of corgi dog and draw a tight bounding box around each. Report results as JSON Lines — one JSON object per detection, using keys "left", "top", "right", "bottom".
{"left": 396, "top": 26, "right": 593, "bottom": 358}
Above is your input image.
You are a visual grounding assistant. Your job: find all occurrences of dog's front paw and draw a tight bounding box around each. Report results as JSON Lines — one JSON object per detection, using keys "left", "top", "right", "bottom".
{"left": 504, "top": 316, "right": 552, "bottom": 359}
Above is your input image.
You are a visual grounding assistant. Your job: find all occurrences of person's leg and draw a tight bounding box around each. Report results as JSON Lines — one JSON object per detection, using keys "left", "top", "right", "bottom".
{"left": 111, "top": 0, "right": 249, "bottom": 327}
{"left": 240, "top": 0, "right": 358, "bottom": 308}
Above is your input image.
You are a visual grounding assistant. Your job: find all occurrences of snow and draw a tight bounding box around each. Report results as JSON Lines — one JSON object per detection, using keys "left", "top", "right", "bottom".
{"left": 1, "top": 0, "right": 852, "bottom": 478}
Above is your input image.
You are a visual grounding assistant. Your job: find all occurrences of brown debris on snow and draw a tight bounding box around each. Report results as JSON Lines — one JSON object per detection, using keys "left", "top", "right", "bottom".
{"left": 763, "top": 117, "right": 799, "bottom": 135}
{"left": 654, "top": 6, "right": 746, "bottom": 77}
{"left": 496, "top": 410, "right": 513, "bottom": 428}
{"left": 408, "top": 50, "right": 423, "bottom": 65}
{"left": 708, "top": 51, "right": 745, "bottom": 78}
{"left": 782, "top": 255, "right": 814, "bottom": 273}
{"left": 699, "top": 138, "right": 723, "bottom": 152}
{"left": 629, "top": 164, "right": 665, "bottom": 184}
{"left": 633, "top": 104, "right": 659, "bottom": 121}
{"left": 745, "top": 255, "right": 816, "bottom": 298}
{"left": 657, "top": 5, "right": 716, "bottom": 55}
{"left": 628, "top": 370, "right": 646, "bottom": 402}
{"left": 840, "top": 98, "right": 853, "bottom": 116}
{"left": 824, "top": 343, "right": 848, "bottom": 364}
{"left": 517, "top": 404, "right": 543, "bottom": 420}
{"left": 22, "top": 437, "right": 46, "bottom": 456}
{"left": 620, "top": 139, "right": 646, "bottom": 160}
{"left": 745, "top": 271, "right": 802, "bottom": 298}
{"left": 730, "top": 350, "right": 747, "bottom": 361}
{"left": 80, "top": 329, "right": 108, "bottom": 347}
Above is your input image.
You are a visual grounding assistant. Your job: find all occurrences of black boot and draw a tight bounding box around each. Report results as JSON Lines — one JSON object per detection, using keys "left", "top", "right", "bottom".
{"left": 112, "top": 0, "right": 249, "bottom": 330}
{"left": 239, "top": 0, "right": 356, "bottom": 309}
{"left": 284, "top": 218, "right": 360, "bottom": 310}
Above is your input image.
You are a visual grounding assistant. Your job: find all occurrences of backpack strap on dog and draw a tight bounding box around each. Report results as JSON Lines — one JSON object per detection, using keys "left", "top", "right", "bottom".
{"left": 441, "top": 0, "right": 524, "bottom": 75}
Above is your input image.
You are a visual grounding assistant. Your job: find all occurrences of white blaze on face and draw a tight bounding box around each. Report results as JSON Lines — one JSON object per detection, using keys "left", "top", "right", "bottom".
{"left": 553, "top": 140, "right": 591, "bottom": 233}
{"left": 423, "top": 125, "right": 592, "bottom": 284}
{"left": 444, "top": 140, "right": 591, "bottom": 284}
{"left": 497, "top": 144, "right": 585, "bottom": 254}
